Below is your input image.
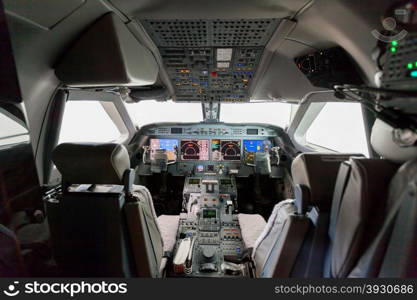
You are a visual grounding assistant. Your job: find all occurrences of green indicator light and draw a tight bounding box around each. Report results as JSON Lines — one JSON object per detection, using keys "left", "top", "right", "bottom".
{"left": 414, "top": 62, "right": 417, "bottom": 67}
{"left": 392, "top": 41, "right": 398, "bottom": 46}
{"left": 390, "top": 47, "right": 397, "bottom": 53}
{"left": 410, "top": 70, "right": 417, "bottom": 78}
{"left": 408, "top": 63, "right": 413, "bottom": 69}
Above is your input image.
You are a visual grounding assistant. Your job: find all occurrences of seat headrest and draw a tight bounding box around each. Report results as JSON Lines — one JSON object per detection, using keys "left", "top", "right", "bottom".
{"left": 371, "top": 119, "right": 417, "bottom": 163}
{"left": 291, "top": 153, "right": 363, "bottom": 210}
{"left": 52, "top": 143, "right": 130, "bottom": 185}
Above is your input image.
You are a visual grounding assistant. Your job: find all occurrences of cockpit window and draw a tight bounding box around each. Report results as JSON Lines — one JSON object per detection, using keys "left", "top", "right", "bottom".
{"left": 220, "top": 102, "right": 293, "bottom": 128}
{"left": 59, "top": 101, "right": 121, "bottom": 144}
{"left": 126, "top": 100, "right": 203, "bottom": 127}
{"left": 0, "top": 109, "right": 29, "bottom": 146}
{"left": 305, "top": 102, "right": 369, "bottom": 156}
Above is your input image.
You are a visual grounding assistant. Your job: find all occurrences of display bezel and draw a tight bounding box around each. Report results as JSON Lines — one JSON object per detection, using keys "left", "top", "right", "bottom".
{"left": 211, "top": 139, "right": 242, "bottom": 162}
{"left": 179, "top": 139, "right": 210, "bottom": 161}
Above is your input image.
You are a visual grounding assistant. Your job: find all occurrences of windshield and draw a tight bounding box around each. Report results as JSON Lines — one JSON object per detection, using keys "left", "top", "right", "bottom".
{"left": 126, "top": 100, "right": 294, "bottom": 128}
{"left": 126, "top": 100, "right": 203, "bottom": 127}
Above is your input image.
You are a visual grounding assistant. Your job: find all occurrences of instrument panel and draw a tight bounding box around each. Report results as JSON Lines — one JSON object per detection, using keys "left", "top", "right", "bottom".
{"left": 212, "top": 139, "right": 241, "bottom": 161}
{"left": 149, "top": 137, "right": 269, "bottom": 162}
{"left": 180, "top": 139, "right": 210, "bottom": 161}
{"left": 136, "top": 123, "right": 287, "bottom": 178}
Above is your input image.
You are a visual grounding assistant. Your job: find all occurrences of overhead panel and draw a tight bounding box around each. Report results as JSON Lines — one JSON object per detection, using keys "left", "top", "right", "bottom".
{"left": 142, "top": 19, "right": 280, "bottom": 102}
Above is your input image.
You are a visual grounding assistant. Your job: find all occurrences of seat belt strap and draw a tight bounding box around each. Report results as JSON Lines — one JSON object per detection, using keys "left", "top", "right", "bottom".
{"left": 324, "top": 161, "right": 351, "bottom": 278}
{"left": 305, "top": 208, "right": 330, "bottom": 277}
{"left": 329, "top": 162, "right": 351, "bottom": 240}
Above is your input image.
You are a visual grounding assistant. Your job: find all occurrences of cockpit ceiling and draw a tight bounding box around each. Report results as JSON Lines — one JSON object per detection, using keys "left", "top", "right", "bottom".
{"left": 141, "top": 19, "right": 280, "bottom": 102}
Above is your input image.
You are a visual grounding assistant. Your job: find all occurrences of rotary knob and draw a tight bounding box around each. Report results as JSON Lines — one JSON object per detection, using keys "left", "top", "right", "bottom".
{"left": 202, "top": 247, "right": 216, "bottom": 262}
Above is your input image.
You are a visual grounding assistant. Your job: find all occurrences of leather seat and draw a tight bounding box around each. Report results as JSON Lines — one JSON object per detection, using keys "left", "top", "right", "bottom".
{"left": 48, "top": 142, "right": 179, "bottom": 277}
{"left": 239, "top": 152, "right": 361, "bottom": 277}
{"left": 326, "top": 157, "right": 399, "bottom": 278}
{"left": 346, "top": 119, "right": 417, "bottom": 277}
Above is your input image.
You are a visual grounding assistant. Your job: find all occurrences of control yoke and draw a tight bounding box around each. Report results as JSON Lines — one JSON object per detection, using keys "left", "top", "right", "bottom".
{"left": 244, "top": 147, "right": 280, "bottom": 175}
{"left": 142, "top": 145, "right": 177, "bottom": 173}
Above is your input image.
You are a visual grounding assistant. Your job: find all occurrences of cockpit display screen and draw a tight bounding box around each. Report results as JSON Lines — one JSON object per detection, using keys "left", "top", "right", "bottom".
{"left": 243, "top": 140, "right": 271, "bottom": 153}
{"left": 212, "top": 139, "right": 241, "bottom": 161}
{"left": 180, "top": 139, "right": 209, "bottom": 161}
{"left": 150, "top": 139, "right": 178, "bottom": 161}
{"left": 243, "top": 140, "right": 271, "bottom": 164}
{"left": 203, "top": 209, "right": 217, "bottom": 218}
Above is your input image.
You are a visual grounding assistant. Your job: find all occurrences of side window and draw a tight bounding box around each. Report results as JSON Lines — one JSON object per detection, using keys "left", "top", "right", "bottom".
{"left": 58, "top": 101, "right": 121, "bottom": 144}
{"left": 305, "top": 102, "right": 369, "bottom": 156}
{"left": 0, "top": 108, "right": 29, "bottom": 147}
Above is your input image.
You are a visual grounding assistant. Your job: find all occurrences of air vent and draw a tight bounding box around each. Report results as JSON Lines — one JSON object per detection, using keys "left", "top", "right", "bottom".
{"left": 142, "top": 19, "right": 279, "bottom": 47}
{"left": 231, "top": 128, "right": 244, "bottom": 135}
{"left": 156, "top": 127, "right": 170, "bottom": 135}
{"left": 212, "top": 19, "right": 276, "bottom": 47}
{"left": 142, "top": 20, "right": 209, "bottom": 47}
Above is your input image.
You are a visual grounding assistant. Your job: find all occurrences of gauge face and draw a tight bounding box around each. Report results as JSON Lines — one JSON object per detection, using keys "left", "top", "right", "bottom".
{"left": 220, "top": 140, "right": 241, "bottom": 161}
{"left": 180, "top": 140, "right": 209, "bottom": 160}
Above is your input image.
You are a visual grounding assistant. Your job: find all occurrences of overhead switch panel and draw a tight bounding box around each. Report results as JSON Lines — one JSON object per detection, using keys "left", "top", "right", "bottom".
{"left": 142, "top": 19, "right": 280, "bottom": 102}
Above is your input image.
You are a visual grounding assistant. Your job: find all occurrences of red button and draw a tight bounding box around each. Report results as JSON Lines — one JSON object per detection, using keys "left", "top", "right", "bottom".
{"left": 211, "top": 72, "right": 218, "bottom": 77}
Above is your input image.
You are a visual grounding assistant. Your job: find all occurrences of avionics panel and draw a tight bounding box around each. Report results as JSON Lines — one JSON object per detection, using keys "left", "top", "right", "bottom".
{"left": 150, "top": 138, "right": 178, "bottom": 160}
{"left": 212, "top": 139, "right": 241, "bottom": 161}
{"left": 243, "top": 139, "right": 271, "bottom": 164}
{"left": 243, "top": 140, "right": 271, "bottom": 153}
{"left": 180, "top": 139, "right": 210, "bottom": 160}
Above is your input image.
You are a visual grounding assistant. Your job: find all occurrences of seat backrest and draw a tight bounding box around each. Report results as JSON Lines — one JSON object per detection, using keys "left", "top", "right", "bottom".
{"left": 347, "top": 159, "right": 417, "bottom": 278}
{"left": 345, "top": 119, "right": 417, "bottom": 278}
{"left": 124, "top": 185, "right": 164, "bottom": 277}
{"left": 291, "top": 153, "right": 364, "bottom": 211}
{"left": 329, "top": 158, "right": 399, "bottom": 278}
{"left": 48, "top": 143, "right": 163, "bottom": 277}
{"left": 252, "top": 199, "right": 306, "bottom": 277}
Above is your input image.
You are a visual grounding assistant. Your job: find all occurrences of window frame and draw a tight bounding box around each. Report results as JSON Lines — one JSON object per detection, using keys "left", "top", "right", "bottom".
{"left": 0, "top": 106, "right": 30, "bottom": 147}
{"left": 288, "top": 90, "right": 371, "bottom": 155}
{"left": 43, "top": 90, "right": 137, "bottom": 186}
{"left": 64, "top": 90, "right": 136, "bottom": 144}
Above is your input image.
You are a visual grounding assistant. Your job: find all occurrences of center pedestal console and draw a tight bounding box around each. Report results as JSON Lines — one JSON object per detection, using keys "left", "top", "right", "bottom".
{"left": 170, "top": 174, "right": 250, "bottom": 277}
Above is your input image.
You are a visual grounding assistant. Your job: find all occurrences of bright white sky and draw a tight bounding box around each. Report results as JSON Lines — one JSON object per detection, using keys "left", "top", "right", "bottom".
{"left": 59, "top": 101, "right": 120, "bottom": 143}
{"left": 126, "top": 100, "right": 293, "bottom": 128}
{"left": 306, "top": 102, "right": 369, "bottom": 156}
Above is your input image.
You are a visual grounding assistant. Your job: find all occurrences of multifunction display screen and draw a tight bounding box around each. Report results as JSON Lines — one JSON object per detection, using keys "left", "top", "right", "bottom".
{"left": 243, "top": 140, "right": 271, "bottom": 153}
{"left": 180, "top": 139, "right": 210, "bottom": 160}
{"left": 149, "top": 139, "right": 178, "bottom": 161}
{"left": 211, "top": 139, "right": 241, "bottom": 161}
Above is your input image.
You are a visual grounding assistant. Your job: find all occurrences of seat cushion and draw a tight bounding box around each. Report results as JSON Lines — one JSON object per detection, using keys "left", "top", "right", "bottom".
{"left": 238, "top": 213, "right": 266, "bottom": 248}
{"left": 157, "top": 215, "right": 180, "bottom": 252}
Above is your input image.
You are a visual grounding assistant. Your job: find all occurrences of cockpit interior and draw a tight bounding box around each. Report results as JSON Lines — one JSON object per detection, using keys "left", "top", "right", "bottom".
{"left": 1, "top": 0, "right": 417, "bottom": 278}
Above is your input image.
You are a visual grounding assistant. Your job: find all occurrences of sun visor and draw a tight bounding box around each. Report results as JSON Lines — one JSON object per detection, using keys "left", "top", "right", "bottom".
{"left": 55, "top": 13, "right": 158, "bottom": 87}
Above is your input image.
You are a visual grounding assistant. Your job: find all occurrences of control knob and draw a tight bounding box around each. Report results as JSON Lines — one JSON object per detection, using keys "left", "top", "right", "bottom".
{"left": 202, "top": 247, "right": 216, "bottom": 262}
